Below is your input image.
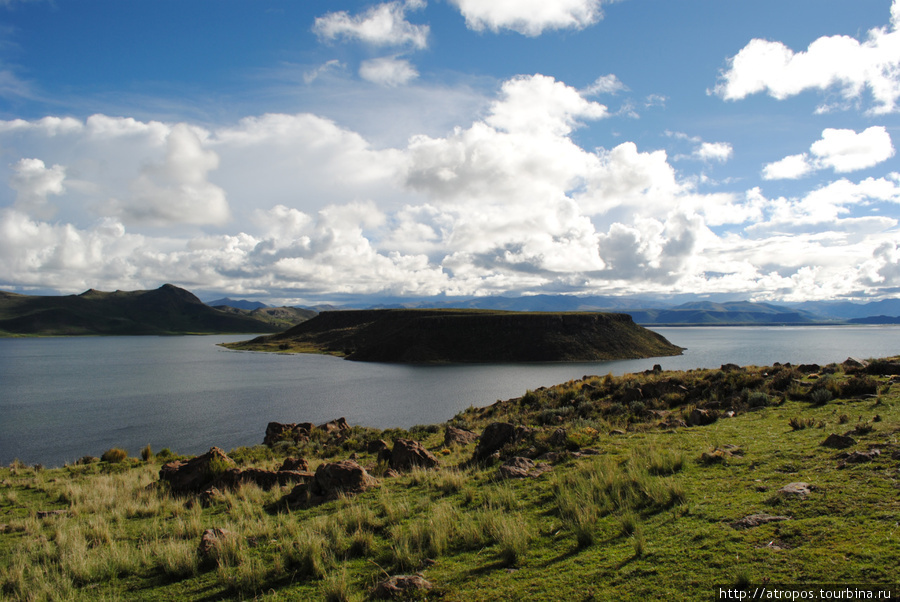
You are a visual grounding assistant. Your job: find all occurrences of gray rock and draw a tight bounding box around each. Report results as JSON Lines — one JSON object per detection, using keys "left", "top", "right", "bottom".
{"left": 822, "top": 434, "right": 856, "bottom": 449}
{"left": 731, "top": 514, "right": 790, "bottom": 529}
{"left": 390, "top": 439, "right": 439, "bottom": 472}
{"left": 373, "top": 574, "right": 433, "bottom": 599}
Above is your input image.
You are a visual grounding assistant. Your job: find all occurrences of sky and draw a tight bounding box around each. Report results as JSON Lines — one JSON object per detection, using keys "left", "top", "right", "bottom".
{"left": 0, "top": 0, "right": 898, "bottom": 305}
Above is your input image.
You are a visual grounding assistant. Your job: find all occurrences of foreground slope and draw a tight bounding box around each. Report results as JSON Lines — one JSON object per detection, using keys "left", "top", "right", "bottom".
{"left": 1, "top": 357, "right": 898, "bottom": 600}
{"left": 0, "top": 284, "right": 293, "bottom": 336}
{"left": 223, "top": 308, "right": 684, "bottom": 362}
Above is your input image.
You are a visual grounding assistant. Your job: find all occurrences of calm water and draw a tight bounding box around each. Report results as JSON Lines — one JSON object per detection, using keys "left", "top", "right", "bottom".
{"left": 2, "top": 326, "right": 898, "bottom": 467}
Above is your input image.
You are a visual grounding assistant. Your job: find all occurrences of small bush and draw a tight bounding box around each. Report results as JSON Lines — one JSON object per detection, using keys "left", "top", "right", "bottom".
{"left": 809, "top": 388, "right": 833, "bottom": 406}
{"left": 788, "top": 416, "right": 816, "bottom": 431}
{"left": 100, "top": 448, "right": 128, "bottom": 464}
{"left": 746, "top": 391, "right": 771, "bottom": 409}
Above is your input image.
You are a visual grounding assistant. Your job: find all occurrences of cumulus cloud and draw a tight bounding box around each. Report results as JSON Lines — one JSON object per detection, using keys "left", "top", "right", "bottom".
{"left": 359, "top": 57, "right": 419, "bottom": 87}
{"left": 8, "top": 158, "right": 65, "bottom": 218}
{"left": 105, "top": 124, "right": 230, "bottom": 227}
{"left": 313, "top": 1, "right": 429, "bottom": 49}
{"left": 583, "top": 74, "right": 628, "bottom": 96}
{"left": 715, "top": 1, "right": 900, "bottom": 114}
{"left": 448, "top": 0, "right": 606, "bottom": 36}
{"left": 763, "top": 126, "right": 895, "bottom": 180}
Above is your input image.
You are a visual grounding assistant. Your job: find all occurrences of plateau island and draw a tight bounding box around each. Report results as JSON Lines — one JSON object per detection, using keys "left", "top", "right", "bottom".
{"left": 222, "top": 308, "right": 684, "bottom": 362}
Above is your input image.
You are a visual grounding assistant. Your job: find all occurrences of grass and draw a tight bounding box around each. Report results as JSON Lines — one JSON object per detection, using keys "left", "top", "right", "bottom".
{"left": 2, "top": 358, "right": 900, "bottom": 600}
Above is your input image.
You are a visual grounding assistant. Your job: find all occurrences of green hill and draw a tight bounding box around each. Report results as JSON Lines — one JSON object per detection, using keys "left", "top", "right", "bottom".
{"left": 224, "top": 308, "right": 683, "bottom": 362}
{"left": 0, "top": 284, "right": 305, "bottom": 336}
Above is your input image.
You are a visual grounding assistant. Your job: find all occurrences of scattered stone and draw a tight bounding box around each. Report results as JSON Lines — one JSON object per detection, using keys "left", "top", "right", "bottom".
{"left": 278, "top": 457, "right": 309, "bottom": 472}
{"left": 688, "top": 408, "right": 719, "bottom": 426}
{"left": 373, "top": 575, "right": 433, "bottom": 599}
{"left": 197, "top": 528, "right": 232, "bottom": 560}
{"left": 609, "top": 429, "right": 626, "bottom": 436}
{"left": 390, "top": 439, "right": 439, "bottom": 472}
{"left": 443, "top": 426, "right": 477, "bottom": 447}
{"left": 497, "top": 456, "right": 551, "bottom": 480}
{"left": 572, "top": 448, "right": 602, "bottom": 457}
{"left": 822, "top": 434, "right": 856, "bottom": 449}
{"left": 777, "top": 482, "right": 813, "bottom": 498}
{"left": 550, "top": 428, "right": 568, "bottom": 447}
{"left": 283, "top": 460, "right": 378, "bottom": 507}
{"left": 838, "top": 449, "right": 881, "bottom": 468}
{"left": 797, "top": 364, "right": 820, "bottom": 374}
{"left": 731, "top": 514, "right": 791, "bottom": 529}
{"left": 159, "top": 447, "right": 236, "bottom": 495}
{"left": 367, "top": 439, "right": 391, "bottom": 455}
{"left": 76, "top": 456, "right": 99, "bottom": 465}
{"left": 36, "top": 509, "right": 67, "bottom": 519}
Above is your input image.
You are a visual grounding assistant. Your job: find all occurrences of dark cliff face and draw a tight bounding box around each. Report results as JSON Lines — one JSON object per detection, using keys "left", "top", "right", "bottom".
{"left": 266, "top": 309, "right": 683, "bottom": 363}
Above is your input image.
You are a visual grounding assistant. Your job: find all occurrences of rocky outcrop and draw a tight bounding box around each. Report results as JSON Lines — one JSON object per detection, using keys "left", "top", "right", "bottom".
{"left": 159, "top": 447, "right": 236, "bottom": 494}
{"left": 320, "top": 417, "right": 350, "bottom": 434}
{"left": 283, "top": 460, "right": 377, "bottom": 507}
{"left": 278, "top": 457, "right": 310, "bottom": 472}
{"left": 822, "top": 434, "right": 856, "bottom": 449}
{"left": 390, "top": 439, "right": 439, "bottom": 472}
{"left": 688, "top": 408, "right": 719, "bottom": 426}
{"left": 263, "top": 421, "right": 313, "bottom": 446}
{"left": 497, "top": 456, "right": 551, "bottom": 480}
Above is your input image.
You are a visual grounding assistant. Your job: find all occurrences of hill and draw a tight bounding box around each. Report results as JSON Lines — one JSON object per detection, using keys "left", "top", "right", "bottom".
{"left": 223, "top": 308, "right": 683, "bottom": 362}
{"left": 212, "top": 305, "right": 317, "bottom": 331}
{"left": 625, "top": 301, "right": 825, "bottom": 325}
{"left": 206, "top": 297, "right": 270, "bottom": 310}
{"left": 0, "top": 284, "right": 300, "bottom": 336}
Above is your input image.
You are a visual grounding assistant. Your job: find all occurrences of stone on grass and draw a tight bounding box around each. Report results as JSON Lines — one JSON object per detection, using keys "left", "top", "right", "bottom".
{"left": 731, "top": 514, "right": 791, "bottom": 529}
{"left": 822, "top": 434, "right": 856, "bottom": 449}
{"left": 373, "top": 575, "right": 433, "bottom": 599}
{"left": 443, "top": 426, "right": 477, "bottom": 447}
{"left": 159, "top": 447, "right": 236, "bottom": 495}
{"left": 390, "top": 439, "right": 439, "bottom": 472}
{"left": 197, "top": 528, "right": 232, "bottom": 560}
{"left": 778, "top": 482, "right": 813, "bottom": 498}
{"left": 283, "top": 460, "right": 377, "bottom": 507}
{"left": 278, "top": 457, "right": 309, "bottom": 472}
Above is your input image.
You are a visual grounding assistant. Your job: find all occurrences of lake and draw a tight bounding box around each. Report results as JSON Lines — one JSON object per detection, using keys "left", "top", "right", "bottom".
{"left": 2, "top": 325, "right": 898, "bottom": 467}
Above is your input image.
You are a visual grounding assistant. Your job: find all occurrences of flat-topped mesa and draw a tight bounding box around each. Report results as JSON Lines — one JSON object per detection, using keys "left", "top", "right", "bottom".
{"left": 225, "top": 308, "right": 684, "bottom": 363}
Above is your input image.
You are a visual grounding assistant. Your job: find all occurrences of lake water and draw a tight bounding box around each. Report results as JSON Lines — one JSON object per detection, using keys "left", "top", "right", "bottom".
{"left": 2, "top": 325, "right": 898, "bottom": 467}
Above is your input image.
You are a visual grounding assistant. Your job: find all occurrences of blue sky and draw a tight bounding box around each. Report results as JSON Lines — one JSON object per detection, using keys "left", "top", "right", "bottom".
{"left": 0, "top": 0, "right": 898, "bottom": 304}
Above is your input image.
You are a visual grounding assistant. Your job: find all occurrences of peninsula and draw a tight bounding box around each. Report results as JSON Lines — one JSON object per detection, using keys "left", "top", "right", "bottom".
{"left": 222, "top": 308, "right": 683, "bottom": 362}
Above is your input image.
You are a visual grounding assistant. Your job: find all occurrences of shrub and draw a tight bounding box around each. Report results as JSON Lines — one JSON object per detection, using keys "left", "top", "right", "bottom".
{"left": 809, "top": 388, "right": 833, "bottom": 406}
{"left": 840, "top": 376, "right": 878, "bottom": 398}
{"left": 100, "top": 448, "right": 128, "bottom": 463}
{"left": 746, "top": 391, "right": 771, "bottom": 409}
{"left": 788, "top": 416, "right": 816, "bottom": 431}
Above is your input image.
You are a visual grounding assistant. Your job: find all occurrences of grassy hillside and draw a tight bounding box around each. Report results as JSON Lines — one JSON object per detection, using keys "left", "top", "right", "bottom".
{"left": 0, "top": 285, "right": 304, "bottom": 336}
{"left": 223, "top": 308, "right": 684, "bottom": 362}
{"left": 1, "top": 357, "right": 898, "bottom": 600}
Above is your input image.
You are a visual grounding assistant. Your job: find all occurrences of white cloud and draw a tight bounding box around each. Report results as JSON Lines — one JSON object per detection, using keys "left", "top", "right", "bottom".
{"left": 583, "top": 74, "right": 627, "bottom": 96}
{"left": 764, "top": 126, "right": 895, "bottom": 180}
{"left": 762, "top": 153, "right": 814, "bottom": 180}
{"left": 359, "top": 57, "right": 419, "bottom": 87}
{"left": 449, "top": 0, "right": 605, "bottom": 36}
{"left": 715, "top": 2, "right": 900, "bottom": 114}
{"left": 105, "top": 124, "right": 230, "bottom": 227}
{"left": 9, "top": 158, "right": 65, "bottom": 219}
{"left": 313, "top": 1, "right": 429, "bottom": 49}
{"left": 694, "top": 142, "right": 733, "bottom": 163}
{"left": 303, "top": 60, "right": 345, "bottom": 84}
{"left": 810, "top": 126, "right": 895, "bottom": 173}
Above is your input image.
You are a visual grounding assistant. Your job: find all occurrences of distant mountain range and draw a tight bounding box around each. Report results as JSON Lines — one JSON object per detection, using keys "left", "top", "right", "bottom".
{"left": 207, "top": 297, "right": 270, "bottom": 310}
{"left": 0, "top": 285, "right": 311, "bottom": 336}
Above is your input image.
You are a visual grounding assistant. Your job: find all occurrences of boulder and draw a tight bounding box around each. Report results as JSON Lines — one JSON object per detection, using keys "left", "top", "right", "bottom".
{"left": 373, "top": 575, "right": 433, "bottom": 599}
{"left": 319, "top": 417, "right": 350, "bottom": 434}
{"left": 822, "top": 434, "right": 856, "bottom": 449}
{"left": 159, "top": 447, "right": 236, "bottom": 495}
{"left": 390, "top": 439, "right": 439, "bottom": 472}
{"left": 367, "top": 439, "right": 391, "bottom": 455}
{"left": 278, "top": 457, "right": 310, "bottom": 472}
{"left": 263, "top": 422, "right": 313, "bottom": 446}
{"left": 496, "top": 456, "right": 551, "bottom": 480}
{"left": 472, "top": 423, "right": 534, "bottom": 462}
{"left": 688, "top": 408, "right": 719, "bottom": 426}
{"left": 731, "top": 514, "right": 791, "bottom": 529}
{"left": 443, "top": 426, "right": 477, "bottom": 447}
{"left": 839, "top": 449, "right": 881, "bottom": 468}
{"left": 284, "top": 460, "right": 377, "bottom": 507}
{"left": 777, "top": 482, "right": 813, "bottom": 498}
{"left": 197, "top": 527, "right": 232, "bottom": 560}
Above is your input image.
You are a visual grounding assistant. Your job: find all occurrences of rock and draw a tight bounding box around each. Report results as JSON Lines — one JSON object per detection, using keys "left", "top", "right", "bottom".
{"left": 688, "top": 408, "right": 719, "bottom": 426}
{"left": 36, "top": 509, "right": 67, "bottom": 519}
{"left": 842, "top": 357, "right": 868, "bottom": 369}
{"left": 797, "top": 364, "right": 820, "bottom": 374}
{"left": 777, "top": 482, "right": 813, "bottom": 498}
{"left": 76, "top": 456, "right": 99, "bottom": 465}
{"left": 550, "top": 428, "right": 568, "bottom": 447}
{"left": 197, "top": 528, "right": 232, "bottom": 560}
{"left": 822, "top": 434, "right": 856, "bottom": 449}
{"left": 472, "top": 423, "right": 534, "bottom": 462}
{"left": 263, "top": 421, "right": 313, "bottom": 446}
{"left": 283, "top": 460, "right": 378, "bottom": 507}
{"left": 319, "top": 417, "right": 350, "bottom": 434}
{"left": 367, "top": 439, "right": 391, "bottom": 455}
{"left": 839, "top": 449, "right": 881, "bottom": 467}
{"left": 232, "top": 467, "right": 312, "bottom": 490}
{"left": 721, "top": 363, "right": 742, "bottom": 372}
{"left": 390, "top": 439, "right": 439, "bottom": 472}
{"left": 497, "top": 456, "right": 552, "bottom": 480}
{"left": 373, "top": 575, "right": 433, "bottom": 599}
{"left": 159, "top": 447, "right": 236, "bottom": 495}
{"left": 278, "top": 457, "right": 309, "bottom": 472}
{"left": 497, "top": 456, "right": 534, "bottom": 479}
{"left": 731, "top": 514, "right": 791, "bottom": 529}
{"left": 443, "top": 426, "right": 477, "bottom": 447}
{"left": 609, "top": 429, "right": 626, "bottom": 436}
